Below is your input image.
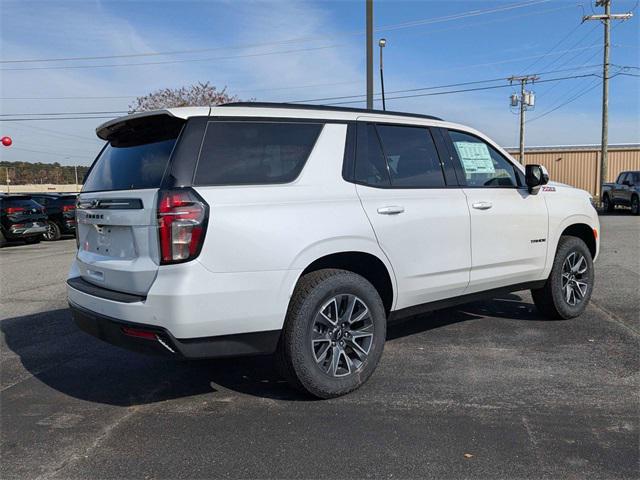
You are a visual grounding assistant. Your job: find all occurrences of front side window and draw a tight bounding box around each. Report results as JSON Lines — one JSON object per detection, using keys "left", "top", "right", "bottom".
{"left": 449, "top": 130, "right": 518, "bottom": 188}
{"left": 376, "top": 124, "right": 445, "bottom": 188}
{"left": 195, "top": 122, "right": 323, "bottom": 186}
{"left": 630, "top": 172, "right": 640, "bottom": 185}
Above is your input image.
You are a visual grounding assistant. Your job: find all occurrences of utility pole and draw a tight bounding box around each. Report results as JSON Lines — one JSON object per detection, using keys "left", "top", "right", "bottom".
{"left": 4, "top": 167, "right": 10, "bottom": 194}
{"left": 74, "top": 165, "right": 79, "bottom": 186}
{"left": 583, "top": 0, "right": 633, "bottom": 201}
{"left": 366, "top": 0, "right": 373, "bottom": 109}
{"left": 508, "top": 75, "right": 539, "bottom": 163}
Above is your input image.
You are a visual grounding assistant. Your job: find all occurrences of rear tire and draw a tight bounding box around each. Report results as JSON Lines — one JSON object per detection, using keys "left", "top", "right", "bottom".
{"left": 43, "top": 221, "right": 62, "bottom": 241}
{"left": 531, "top": 236, "right": 594, "bottom": 320}
{"left": 0, "top": 230, "right": 6, "bottom": 247}
{"left": 277, "top": 269, "right": 386, "bottom": 398}
{"left": 602, "top": 194, "right": 614, "bottom": 213}
{"left": 631, "top": 195, "right": 639, "bottom": 216}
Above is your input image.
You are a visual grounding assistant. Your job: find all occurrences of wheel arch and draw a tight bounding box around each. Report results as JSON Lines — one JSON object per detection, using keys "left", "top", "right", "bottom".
{"left": 561, "top": 223, "right": 597, "bottom": 259}
{"left": 297, "top": 251, "right": 396, "bottom": 314}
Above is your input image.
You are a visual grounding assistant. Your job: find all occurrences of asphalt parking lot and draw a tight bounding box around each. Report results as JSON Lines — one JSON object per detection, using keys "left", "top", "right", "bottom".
{"left": 1, "top": 214, "right": 638, "bottom": 480}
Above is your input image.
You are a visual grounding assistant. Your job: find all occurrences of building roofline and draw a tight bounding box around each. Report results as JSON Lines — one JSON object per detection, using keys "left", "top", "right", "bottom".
{"left": 506, "top": 143, "right": 640, "bottom": 152}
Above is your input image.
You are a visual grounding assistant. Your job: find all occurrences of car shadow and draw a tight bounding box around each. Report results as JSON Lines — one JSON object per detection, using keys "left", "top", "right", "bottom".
{"left": 1, "top": 292, "right": 548, "bottom": 405}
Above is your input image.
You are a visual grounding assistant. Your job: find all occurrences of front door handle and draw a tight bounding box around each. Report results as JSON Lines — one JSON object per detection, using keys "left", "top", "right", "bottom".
{"left": 472, "top": 201, "right": 493, "bottom": 210}
{"left": 377, "top": 206, "right": 405, "bottom": 215}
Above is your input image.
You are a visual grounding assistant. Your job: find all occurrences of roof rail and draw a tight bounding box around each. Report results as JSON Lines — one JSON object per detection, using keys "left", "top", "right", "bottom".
{"left": 218, "top": 102, "right": 443, "bottom": 121}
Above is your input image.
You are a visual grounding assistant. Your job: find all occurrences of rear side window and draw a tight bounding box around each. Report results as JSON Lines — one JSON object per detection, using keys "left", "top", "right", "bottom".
{"left": 195, "top": 122, "right": 323, "bottom": 186}
{"left": 83, "top": 138, "right": 177, "bottom": 192}
{"left": 376, "top": 124, "right": 445, "bottom": 188}
{"left": 355, "top": 123, "right": 391, "bottom": 187}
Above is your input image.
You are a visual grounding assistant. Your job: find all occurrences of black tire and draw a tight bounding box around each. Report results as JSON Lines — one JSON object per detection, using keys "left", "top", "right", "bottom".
{"left": 631, "top": 195, "right": 640, "bottom": 216}
{"left": 0, "top": 229, "right": 6, "bottom": 247}
{"left": 24, "top": 236, "right": 41, "bottom": 244}
{"left": 531, "top": 236, "right": 594, "bottom": 320}
{"left": 277, "top": 268, "right": 386, "bottom": 398}
{"left": 43, "top": 221, "right": 62, "bottom": 241}
{"left": 602, "top": 194, "right": 614, "bottom": 213}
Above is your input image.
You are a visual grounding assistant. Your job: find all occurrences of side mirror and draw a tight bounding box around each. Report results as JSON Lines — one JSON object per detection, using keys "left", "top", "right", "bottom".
{"left": 525, "top": 164, "right": 549, "bottom": 193}
{"left": 622, "top": 180, "right": 632, "bottom": 187}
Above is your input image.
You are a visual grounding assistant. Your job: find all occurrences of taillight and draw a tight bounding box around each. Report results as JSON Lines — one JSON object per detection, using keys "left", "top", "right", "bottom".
{"left": 157, "top": 189, "right": 208, "bottom": 264}
{"left": 5, "top": 207, "right": 25, "bottom": 214}
{"left": 62, "top": 204, "right": 75, "bottom": 212}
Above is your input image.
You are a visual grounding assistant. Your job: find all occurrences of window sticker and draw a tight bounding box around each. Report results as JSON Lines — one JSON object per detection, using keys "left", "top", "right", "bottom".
{"left": 454, "top": 141, "right": 495, "bottom": 174}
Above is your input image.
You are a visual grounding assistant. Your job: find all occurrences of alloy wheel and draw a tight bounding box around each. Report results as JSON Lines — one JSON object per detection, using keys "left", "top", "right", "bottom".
{"left": 311, "top": 294, "right": 374, "bottom": 377}
{"left": 561, "top": 251, "right": 589, "bottom": 306}
{"left": 44, "top": 222, "right": 56, "bottom": 240}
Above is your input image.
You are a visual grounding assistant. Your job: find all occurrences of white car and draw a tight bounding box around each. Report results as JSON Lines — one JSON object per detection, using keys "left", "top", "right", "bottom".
{"left": 68, "top": 103, "right": 599, "bottom": 398}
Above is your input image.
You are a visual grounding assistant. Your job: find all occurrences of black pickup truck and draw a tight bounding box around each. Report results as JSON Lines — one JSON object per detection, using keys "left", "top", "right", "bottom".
{"left": 0, "top": 194, "right": 48, "bottom": 246}
{"left": 602, "top": 171, "right": 640, "bottom": 215}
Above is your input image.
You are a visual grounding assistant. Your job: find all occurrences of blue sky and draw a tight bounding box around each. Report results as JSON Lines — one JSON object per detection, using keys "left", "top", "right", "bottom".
{"left": 1, "top": 0, "right": 638, "bottom": 166}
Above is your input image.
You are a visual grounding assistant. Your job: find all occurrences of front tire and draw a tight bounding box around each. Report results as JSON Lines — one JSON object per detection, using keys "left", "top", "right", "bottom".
{"left": 277, "top": 269, "right": 386, "bottom": 398}
{"left": 602, "top": 194, "right": 614, "bottom": 213}
{"left": 532, "top": 236, "right": 594, "bottom": 319}
{"left": 631, "top": 195, "right": 639, "bottom": 216}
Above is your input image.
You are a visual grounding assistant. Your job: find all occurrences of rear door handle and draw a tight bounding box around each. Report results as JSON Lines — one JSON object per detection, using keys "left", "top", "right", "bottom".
{"left": 377, "top": 206, "right": 405, "bottom": 215}
{"left": 472, "top": 201, "right": 493, "bottom": 210}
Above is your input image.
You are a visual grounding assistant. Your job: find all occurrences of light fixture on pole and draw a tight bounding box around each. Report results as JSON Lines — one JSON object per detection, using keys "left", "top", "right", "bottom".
{"left": 378, "top": 38, "right": 387, "bottom": 111}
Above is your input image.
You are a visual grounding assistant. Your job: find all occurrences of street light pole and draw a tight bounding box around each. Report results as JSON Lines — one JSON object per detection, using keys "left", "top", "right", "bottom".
{"left": 379, "top": 38, "right": 387, "bottom": 111}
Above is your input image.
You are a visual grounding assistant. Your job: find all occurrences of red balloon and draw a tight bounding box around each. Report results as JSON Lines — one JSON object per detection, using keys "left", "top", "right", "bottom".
{"left": 1, "top": 136, "right": 12, "bottom": 147}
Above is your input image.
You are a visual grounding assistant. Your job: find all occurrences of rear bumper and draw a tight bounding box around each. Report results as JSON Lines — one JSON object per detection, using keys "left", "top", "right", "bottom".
{"left": 69, "top": 302, "right": 280, "bottom": 359}
{"left": 6, "top": 222, "right": 47, "bottom": 237}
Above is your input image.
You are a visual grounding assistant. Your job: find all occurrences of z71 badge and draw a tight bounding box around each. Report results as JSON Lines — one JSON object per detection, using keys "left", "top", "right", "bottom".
{"left": 542, "top": 186, "right": 556, "bottom": 192}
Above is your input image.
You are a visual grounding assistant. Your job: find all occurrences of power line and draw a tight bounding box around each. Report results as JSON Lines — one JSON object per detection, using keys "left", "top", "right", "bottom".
{"left": 535, "top": 23, "right": 600, "bottom": 73}
{"left": 1, "top": 69, "right": 608, "bottom": 119}
{"left": 322, "top": 73, "right": 601, "bottom": 106}
{"left": 0, "top": 0, "right": 551, "bottom": 65}
{"left": 0, "top": 110, "right": 127, "bottom": 117}
{"left": 518, "top": 21, "right": 584, "bottom": 75}
{"left": 527, "top": 80, "right": 603, "bottom": 123}
{"left": 2, "top": 122, "right": 101, "bottom": 143}
{"left": 0, "top": 116, "right": 117, "bottom": 122}
{"left": 1, "top": 71, "right": 633, "bottom": 122}
{"left": 293, "top": 67, "right": 607, "bottom": 104}
{"left": 5, "top": 147, "right": 90, "bottom": 159}
{"left": 0, "top": 45, "right": 344, "bottom": 72}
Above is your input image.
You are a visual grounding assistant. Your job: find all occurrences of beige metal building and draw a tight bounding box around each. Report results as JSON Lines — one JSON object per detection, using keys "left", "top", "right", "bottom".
{"left": 508, "top": 144, "right": 640, "bottom": 198}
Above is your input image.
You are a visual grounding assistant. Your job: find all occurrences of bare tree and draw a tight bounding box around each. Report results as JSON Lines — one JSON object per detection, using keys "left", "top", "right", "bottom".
{"left": 129, "top": 82, "right": 243, "bottom": 112}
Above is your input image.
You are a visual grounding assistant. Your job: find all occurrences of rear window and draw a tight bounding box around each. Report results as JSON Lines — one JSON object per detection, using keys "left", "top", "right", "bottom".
{"left": 83, "top": 138, "right": 177, "bottom": 192}
{"left": 195, "top": 121, "right": 323, "bottom": 185}
{"left": 2, "top": 197, "right": 41, "bottom": 209}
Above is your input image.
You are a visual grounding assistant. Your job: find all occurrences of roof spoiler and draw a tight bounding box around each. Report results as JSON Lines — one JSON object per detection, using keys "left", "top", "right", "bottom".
{"left": 96, "top": 111, "right": 186, "bottom": 147}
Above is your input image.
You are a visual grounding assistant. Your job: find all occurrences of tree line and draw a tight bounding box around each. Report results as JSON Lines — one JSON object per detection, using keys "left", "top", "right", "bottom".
{"left": 0, "top": 161, "right": 90, "bottom": 185}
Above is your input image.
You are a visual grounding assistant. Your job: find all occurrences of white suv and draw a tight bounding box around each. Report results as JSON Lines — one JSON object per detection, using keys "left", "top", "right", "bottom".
{"left": 68, "top": 103, "right": 599, "bottom": 398}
